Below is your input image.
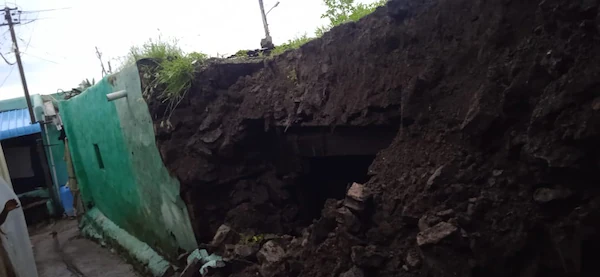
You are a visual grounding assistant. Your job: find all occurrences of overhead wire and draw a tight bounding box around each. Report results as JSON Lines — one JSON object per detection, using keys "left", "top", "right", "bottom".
{"left": 20, "top": 7, "right": 71, "bottom": 13}
{"left": 0, "top": 64, "right": 15, "bottom": 88}
{"left": 0, "top": 4, "right": 67, "bottom": 89}
{"left": 0, "top": 51, "right": 13, "bottom": 64}
{"left": 22, "top": 52, "right": 58, "bottom": 64}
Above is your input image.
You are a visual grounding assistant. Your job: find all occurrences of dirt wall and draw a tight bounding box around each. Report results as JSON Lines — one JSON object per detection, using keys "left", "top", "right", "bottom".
{"left": 149, "top": 0, "right": 600, "bottom": 276}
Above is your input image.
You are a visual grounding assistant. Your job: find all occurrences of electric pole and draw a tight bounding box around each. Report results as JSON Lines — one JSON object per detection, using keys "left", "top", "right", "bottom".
{"left": 258, "top": 0, "right": 272, "bottom": 48}
{"left": 258, "top": 0, "right": 280, "bottom": 49}
{"left": 2, "top": 7, "right": 36, "bottom": 124}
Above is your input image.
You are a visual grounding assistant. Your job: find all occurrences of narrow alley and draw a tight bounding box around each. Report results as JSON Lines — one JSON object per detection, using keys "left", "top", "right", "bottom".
{"left": 30, "top": 220, "right": 138, "bottom": 277}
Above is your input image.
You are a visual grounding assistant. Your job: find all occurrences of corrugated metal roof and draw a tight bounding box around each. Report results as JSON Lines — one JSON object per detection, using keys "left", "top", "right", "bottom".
{"left": 0, "top": 109, "right": 41, "bottom": 141}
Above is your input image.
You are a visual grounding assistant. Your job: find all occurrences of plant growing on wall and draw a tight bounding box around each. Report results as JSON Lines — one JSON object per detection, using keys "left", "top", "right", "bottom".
{"left": 271, "top": 0, "right": 386, "bottom": 55}
{"left": 78, "top": 78, "right": 96, "bottom": 90}
{"left": 119, "top": 36, "right": 208, "bottom": 119}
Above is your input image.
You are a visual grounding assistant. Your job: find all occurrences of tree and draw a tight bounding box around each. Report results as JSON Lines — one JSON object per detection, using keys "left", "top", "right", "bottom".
{"left": 317, "top": 0, "right": 386, "bottom": 36}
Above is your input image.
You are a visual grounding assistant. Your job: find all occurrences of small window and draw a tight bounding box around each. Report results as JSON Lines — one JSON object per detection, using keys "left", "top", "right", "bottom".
{"left": 93, "top": 144, "right": 105, "bottom": 169}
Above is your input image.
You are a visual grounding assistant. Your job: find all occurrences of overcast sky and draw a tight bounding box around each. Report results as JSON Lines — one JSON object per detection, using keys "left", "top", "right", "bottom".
{"left": 0, "top": 0, "right": 379, "bottom": 100}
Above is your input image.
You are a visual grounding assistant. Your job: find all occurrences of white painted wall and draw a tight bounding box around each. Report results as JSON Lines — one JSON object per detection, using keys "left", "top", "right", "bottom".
{"left": 0, "top": 177, "right": 38, "bottom": 277}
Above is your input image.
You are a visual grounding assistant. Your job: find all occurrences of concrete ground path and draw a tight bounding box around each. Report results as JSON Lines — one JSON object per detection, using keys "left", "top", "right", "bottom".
{"left": 30, "top": 219, "right": 139, "bottom": 277}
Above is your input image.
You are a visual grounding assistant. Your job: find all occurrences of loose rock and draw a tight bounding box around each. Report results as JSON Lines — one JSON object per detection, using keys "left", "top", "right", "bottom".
{"left": 211, "top": 224, "right": 238, "bottom": 247}
{"left": 436, "top": 209, "right": 455, "bottom": 219}
{"left": 533, "top": 187, "right": 573, "bottom": 203}
{"left": 405, "top": 250, "right": 422, "bottom": 269}
{"left": 351, "top": 245, "right": 387, "bottom": 268}
{"left": 418, "top": 214, "right": 442, "bottom": 232}
{"left": 344, "top": 182, "right": 370, "bottom": 212}
{"left": 417, "top": 222, "right": 458, "bottom": 246}
{"left": 336, "top": 207, "right": 362, "bottom": 233}
{"left": 426, "top": 166, "right": 446, "bottom": 189}
{"left": 340, "top": 266, "right": 365, "bottom": 277}
{"left": 257, "top": 240, "right": 286, "bottom": 264}
{"left": 234, "top": 244, "right": 258, "bottom": 258}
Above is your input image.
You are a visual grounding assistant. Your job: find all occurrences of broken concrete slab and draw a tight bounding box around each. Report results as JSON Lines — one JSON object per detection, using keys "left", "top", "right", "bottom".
{"left": 347, "top": 182, "right": 369, "bottom": 202}
{"left": 344, "top": 182, "right": 371, "bottom": 212}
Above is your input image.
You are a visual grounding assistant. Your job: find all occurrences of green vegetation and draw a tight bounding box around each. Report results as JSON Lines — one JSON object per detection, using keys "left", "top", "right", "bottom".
{"left": 239, "top": 233, "right": 265, "bottom": 245}
{"left": 120, "top": 36, "right": 207, "bottom": 118}
{"left": 271, "top": 34, "right": 313, "bottom": 56}
{"left": 125, "top": 37, "right": 184, "bottom": 65}
{"left": 317, "top": 0, "right": 386, "bottom": 35}
{"left": 272, "top": 0, "right": 386, "bottom": 55}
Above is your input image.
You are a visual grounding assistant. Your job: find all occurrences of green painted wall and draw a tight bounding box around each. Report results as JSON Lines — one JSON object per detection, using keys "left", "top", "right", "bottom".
{"left": 58, "top": 65, "right": 197, "bottom": 260}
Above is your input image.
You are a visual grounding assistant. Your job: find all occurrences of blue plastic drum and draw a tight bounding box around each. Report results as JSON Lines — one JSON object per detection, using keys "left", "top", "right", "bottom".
{"left": 59, "top": 185, "right": 75, "bottom": 217}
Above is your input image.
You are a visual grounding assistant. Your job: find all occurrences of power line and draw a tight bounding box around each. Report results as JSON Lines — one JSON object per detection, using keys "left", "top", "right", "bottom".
{"left": 16, "top": 39, "right": 67, "bottom": 61}
{"left": 0, "top": 64, "right": 15, "bottom": 88}
{"left": 22, "top": 52, "right": 58, "bottom": 64}
{"left": 21, "top": 7, "right": 71, "bottom": 13}
{"left": 18, "top": 18, "right": 54, "bottom": 25}
{"left": 0, "top": 51, "right": 13, "bottom": 64}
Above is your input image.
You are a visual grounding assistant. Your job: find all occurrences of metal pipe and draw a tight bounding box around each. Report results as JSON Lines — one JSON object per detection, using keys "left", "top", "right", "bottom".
{"left": 106, "top": 90, "right": 127, "bottom": 101}
{"left": 42, "top": 123, "right": 61, "bottom": 214}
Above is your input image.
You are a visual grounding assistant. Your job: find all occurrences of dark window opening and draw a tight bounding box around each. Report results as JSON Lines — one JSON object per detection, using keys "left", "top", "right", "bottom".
{"left": 94, "top": 144, "right": 105, "bottom": 169}
{"left": 295, "top": 155, "right": 376, "bottom": 223}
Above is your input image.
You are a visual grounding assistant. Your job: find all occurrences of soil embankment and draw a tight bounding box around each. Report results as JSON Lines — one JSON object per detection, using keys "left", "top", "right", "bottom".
{"left": 147, "top": 0, "right": 600, "bottom": 276}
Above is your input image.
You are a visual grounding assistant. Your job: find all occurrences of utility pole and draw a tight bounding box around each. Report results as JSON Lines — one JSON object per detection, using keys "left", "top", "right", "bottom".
{"left": 258, "top": 0, "right": 272, "bottom": 48}
{"left": 258, "top": 0, "right": 280, "bottom": 49}
{"left": 2, "top": 7, "right": 36, "bottom": 124}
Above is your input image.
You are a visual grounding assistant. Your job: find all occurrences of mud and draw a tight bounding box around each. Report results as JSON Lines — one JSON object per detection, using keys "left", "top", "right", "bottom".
{"left": 147, "top": 0, "right": 600, "bottom": 276}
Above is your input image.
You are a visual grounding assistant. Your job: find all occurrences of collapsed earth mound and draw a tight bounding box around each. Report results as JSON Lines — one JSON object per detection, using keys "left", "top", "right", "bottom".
{"left": 146, "top": 0, "right": 600, "bottom": 276}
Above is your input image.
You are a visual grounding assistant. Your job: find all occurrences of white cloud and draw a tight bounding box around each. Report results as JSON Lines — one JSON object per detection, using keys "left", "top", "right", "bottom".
{"left": 0, "top": 0, "right": 379, "bottom": 100}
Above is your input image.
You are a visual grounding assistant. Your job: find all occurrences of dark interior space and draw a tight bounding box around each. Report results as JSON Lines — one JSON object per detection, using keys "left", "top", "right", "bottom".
{"left": 582, "top": 238, "right": 600, "bottom": 277}
{"left": 276, "top": 126, "right": 399, "bottom": 227}
{"left": 295, "top": 155, "right": 376, "bottom": 222}
{"left": 2, "top": 133, "right": 54, "bottom": 225}
{"left": 2, "top": 134, "right": 47, "bottom": 195}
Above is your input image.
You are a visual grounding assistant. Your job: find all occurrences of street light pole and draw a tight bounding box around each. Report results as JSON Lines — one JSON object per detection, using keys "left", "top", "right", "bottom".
{"left": 258, "top": 0, "right": 272, "bottom": 48}
{"left": 266, "top": 1, "right": 280, "bottom": 16}
{"left": 258, "top": 0, "right": 280, "bottom": 49}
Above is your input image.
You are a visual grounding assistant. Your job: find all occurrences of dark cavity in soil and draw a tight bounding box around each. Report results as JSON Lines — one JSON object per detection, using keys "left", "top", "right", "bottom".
{"left": 295, "top": 155, "right": 375, "bottom": 223}
{"left": 280, "top": 126, "right": 398, "bottom": 226}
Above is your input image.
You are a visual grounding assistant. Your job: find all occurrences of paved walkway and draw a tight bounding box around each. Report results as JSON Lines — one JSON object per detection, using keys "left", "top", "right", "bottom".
{"left": 30, "top": 219, "right": 139, "bottom": 277}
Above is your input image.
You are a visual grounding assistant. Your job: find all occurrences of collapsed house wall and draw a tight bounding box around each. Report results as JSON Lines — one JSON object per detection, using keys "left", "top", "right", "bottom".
{"left": 59, "top": 66, "right": 197, "bottom": 261}
{"left": 148, "top": 0, "right": 600, "bottom": 276}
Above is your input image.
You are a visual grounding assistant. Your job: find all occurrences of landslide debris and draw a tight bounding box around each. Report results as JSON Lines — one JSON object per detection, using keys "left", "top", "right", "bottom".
{"left": 145, "top": 0, "right": 600, "bottom": 276}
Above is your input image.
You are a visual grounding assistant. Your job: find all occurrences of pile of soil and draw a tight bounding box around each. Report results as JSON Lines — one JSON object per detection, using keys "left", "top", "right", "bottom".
{"left": 147, "top": 0, "right": 600, "bottom": 276}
